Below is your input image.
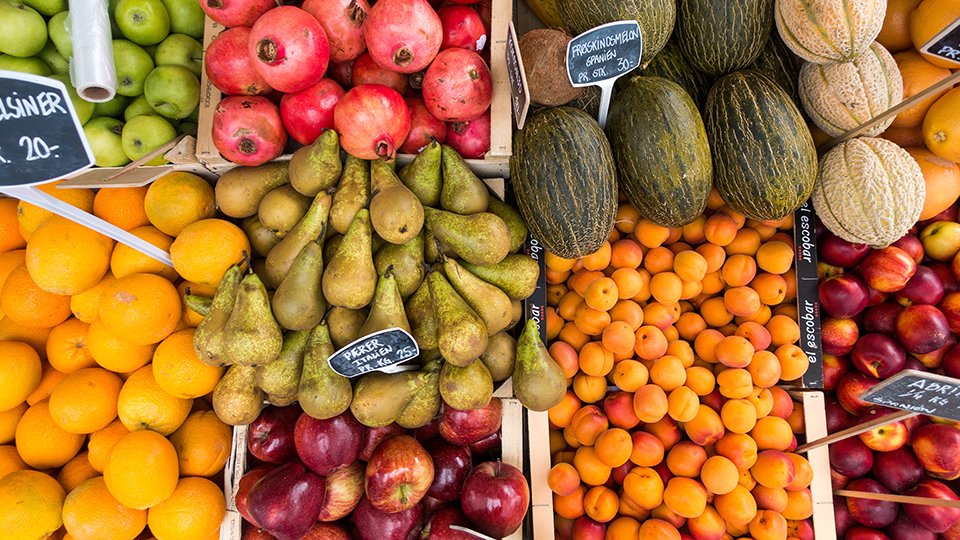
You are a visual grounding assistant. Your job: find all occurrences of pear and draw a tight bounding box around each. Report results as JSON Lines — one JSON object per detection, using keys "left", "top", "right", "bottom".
{"left": 322, "top": 208, "right": 377, "bottom": 309}
{"left": 241, "top": 215, "right": 283, "bottom": 257}
{"left": 183, "top": 292, "right": 212, "bottom": 317}
{"left": 423, "top": 207, "right": 511, "bottom": 267}
{"left": 258, "top": 184, "right": 313, "bottom": 238}
{"left": 357, "top": 266, "right": 411, "bottom": 338}
{"left": 479, "top": 331, "right": 517, "bottom": 382}
{"left": 298, "top": 321, "right": 353, "bottom": 419}
{"left": 440, "top": 144, "right": 489, "bottom": 214}
{"left": 513, "top": 318, "right": 566, "bottom": 412}
{"left": 443, "top": 257, "right": 512, "bottom": 336}
{"left": 507, "top": 298, "right": 523, "bottom": 331}
{"left": 194, "top": 263, "right": 243, "bottom": 366}
{"left": 213, "top": 364, "right": 264, "bottom": 426}
{"left": 486, "top": 196, "right": 527, "bottom": 253}
{"left": 327, "top": 306, "right": 369, "bottom": 349}
{"left": 224, "top": 268, "right": 284, "bottom": 366}
{"left": 255, "top": 329, "right": 309, "bottom": 400}
{"left": 267, "top": 393, "right": 298, "bottom": 407}
{"left": 369, "top": 159, "right": 424, "bottom": 245}
{"left": 399, "top": 139, "right": 442, "bottom": 207}
{"left": 215, "top": 161, "right": 290, "bottom": 218}
{"left": 405, "top": 277, "right": 438, "bottom": 351}
{"left": 329, "top": 155, "right": 370, "bottom": 235}
{"left": 288, "top": 129, "right": 343, "bottom": 197}
{"left": 272, "top": 230, "right": 326, "bottom": 331}
{"left": 373, "top": 229, "right": 425, "bottom": 298}
{"left": 395, "top": 360, "right": 441, "bottom": 429}
{"left": 439, "top": 359, "right": 493, "bottom": 411}
{"left": 427, "top": 265, "right": 487, "bottom": 367}
{"left": 350, "top": 370, "right": 429, "bottom": 427}
{"left": 423, "top": 230, "right": 452, "bottom": 265}
{"left": 460, "top": 253, "right": 541, "bottom": 300}
{"left": 264, "top": 190, "right": 333, "bottom": 289}
{"left": 323, "top": 233, "right": 343, "bottom": 263}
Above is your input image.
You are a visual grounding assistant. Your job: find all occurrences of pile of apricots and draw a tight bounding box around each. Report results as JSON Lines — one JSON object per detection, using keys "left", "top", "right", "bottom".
{"left": 543, "top": 190, "right": 817, "bottom": 540}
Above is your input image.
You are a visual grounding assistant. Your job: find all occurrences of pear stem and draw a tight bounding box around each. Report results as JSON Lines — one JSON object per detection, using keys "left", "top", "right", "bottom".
{"left": 433, "top": 236, "right": 446, "bottom": 262}
{"left": 316, "top": 222, "right": 326, "bottom": 243}
{"left": 365, "top": 188, "right": 380, "bottom": 210}
{"left": 241, "top": 250, "right": 252, "bottom": 274}
{"left": 321, "top": 305, "right": 336, "bottom": 324}
{"left": 421, "top": 260, "right": 433, "bottom": 274}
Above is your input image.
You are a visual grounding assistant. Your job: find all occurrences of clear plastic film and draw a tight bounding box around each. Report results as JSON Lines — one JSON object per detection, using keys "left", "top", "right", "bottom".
{"left": 67, "top": 0, "right": 117, "bottom": 102}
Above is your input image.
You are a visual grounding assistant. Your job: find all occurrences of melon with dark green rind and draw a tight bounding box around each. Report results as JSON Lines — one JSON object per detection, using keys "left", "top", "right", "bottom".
{"left": 748, "top": 30, "right": 801, "bottom": 106}
{"left": 631, "top": 38, "right": 715, "bottom": 110}
{"left": 556, "top": 0, "right": 676, "bottom": 66}
{"left": 704, "top": 69, "right": 817, "bottom": 221}
{"left": 676, "top": 0, "right": 774, "bottom": 76}
{"left": 606, "top": 76, "right": 712, "bottom": 228}
{"left": 510, "top": 107, "right": 617, "bottom": 259}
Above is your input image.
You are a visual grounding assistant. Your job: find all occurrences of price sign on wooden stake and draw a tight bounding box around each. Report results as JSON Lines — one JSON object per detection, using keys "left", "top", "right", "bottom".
{"left": 920, "top": 16, "right": 960, "bottom": 67}
{"left": 327, "top": 328, "right": 420, "bottom": 378}
{"left": 505, "top": 21, "right": 531, "bottom": 130}
{"left": 565, "top": 20, "right": 642, "bottom": 128}
{"left": 860, "top": 369, "right": 960, "bottom": 422}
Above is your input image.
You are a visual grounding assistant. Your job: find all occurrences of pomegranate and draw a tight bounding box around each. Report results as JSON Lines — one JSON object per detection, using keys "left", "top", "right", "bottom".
{"left": 421, "top": 48, "right": 492, "bottom": 122}
{"left": 334, "top": 83, "right": 410, "bottom": 162}
{"left": 302, "top": 0, "right": 369, "bottom": 63}
{"left": 444, "top": 108, "right": 489, "bottom": 158}
{"left": 199, "top": 0, "right": 275, "bottom": 28}
{"left": 280, "top": 78, "right": 346, "bottom": 145}
{"left": 476, "top": 0, "right": 491, "bottom": 35}
{"left": 399, "top": 97, "right": 447, "bottom": 154}
{"left": 437, "top": 5, "right": 487, "bottom": 52}
{"left": 249, "top": 6, "right": 330, "bottom": 93}
{"left": 352, "top": 51, "right": 408, "bottom": 95}
{"left": 363, "top": 0, "right": 442, "bottom": 74}
{"left": 212, "top": 96, "right": 288, "bottom": 167}
{"left": 204, "top": 27, "right": 273, "bottom": 96}
{"left": 328, "top": 59, "right": 355, "bottom": 88}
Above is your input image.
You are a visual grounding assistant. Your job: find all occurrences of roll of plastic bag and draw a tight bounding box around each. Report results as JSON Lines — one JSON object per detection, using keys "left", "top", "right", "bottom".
{"left": 67, "top": 0, "right": 117, "bottom": 102}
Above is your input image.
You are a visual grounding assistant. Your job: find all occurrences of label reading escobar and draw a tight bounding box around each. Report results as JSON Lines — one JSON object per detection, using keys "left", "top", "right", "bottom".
{"left": 566, "top": 20, "right": 642, "bottom": 88}
{"left": 794, "top": 200, "right": 824, "bottom": 389}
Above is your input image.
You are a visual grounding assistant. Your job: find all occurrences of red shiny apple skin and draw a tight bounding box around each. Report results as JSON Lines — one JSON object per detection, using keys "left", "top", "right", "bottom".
{"left": 864, "top": 302, "right": 905, "bottom": 336}
{"left": 295, "top": 409, "right": 364, "bottom": 476}
{"left": 846, "top": 526, "right": 893, "bottom": 540}
{"left": 242, "top": 527, "right": 279, "bottom": 540}
{"left": 423, "top": 437, "right": 472, "bottom": 502}
{"left": 819, "top": 232, "right": 873, "bottom": 268}
{"left": 317, "top": 459, "right": 364, "bottom": 522}
{"left": 830, "top": 436, "right": 874, "bottom": 478}
{"left": 856, "top": 406, "right": 909, "bottom": 452}
{"left": 911, "top": 423, "right": 960, "bottom": 480}
{"left": 939, "top": 291, "right": 960, "bottom": 334}
{"left": 825, "top": 396, "right": 856, "bottom": 434}
{"left": 911, "top": 336, "right": 954, "bottom": 369}
{"left": 419, "top": 504, "right": 479, "bottom": 540}
{"left": 360, "top": 422, "right": 408, "bottom": 461}
{"left": 896, "top": 266, "right": 945, "bottom": 307}
{"left": 903, "top": 478, "right": 960, "bottom": 533}
{"left": 820, "top": 273, "right": 871, "bottom": 319}
{"left": 460, "top": 461, "right": 529, "bottom": 539}
{"left": 412, "top": 417, "right": 441, "bottom": 445}
{"left": 837, "top": 370, "right": 881, "bottom": 414}
{"left": 893, "top": 234, "right": 926, "bottom": 264}
{"left": 299, "top": 521, "right": 352, "bottom": 540}
{"left": 851, "top": 333, "right": 907, "bottom": 379}
{"left": 860, "top": 246, "right": 918, "bottom": 293}
{"left": 248, "top": 403, "right": 303, "bottom": 464}
{"left": 873, "top": 445, "right": 926, "bottom": 493}
{"left": 247, "top": 460, "right": 328, "bottom": 540}
{"left": 439, "top": 397, "right": 502, "bottom": 446}
{"left": 468, "top": 430, "right": 501, "bottom": 462}
{"left": 896, "top": 304, "right": 952, "bottom": 354}
{"left": 236, "top": 463, "right": 279, "bottom": 526}
{"left": 823, "top": 354, "right": 854, "bottom": 391}
{"left": 943, "top": 343, "right": 960, "bottom": 378}
{"left": 946, "top": 520, "right": 960, "bottom": 540}
{"left": 822, "top": 318, "right": 860, "bottom": 356}
{"left": 867, "top": 283, "right": 890, "bottom": 306}
{"left": 836, "top": 496, "right": 858, "bottom": 538}
{"left": 884, "top": 510, "right": 938, "bottom": 540}
{"left": 919, "top": 205, "right": 959, "bottom": 230}
{"left": 920, "top": 221, "right": 960, "bottom": 262}
{"left": 929, "top": 262, "right": 960, "bottom": 292}
{"left": 353, "top": 496, "right": 424, "bottom": 540}
{"left": 366, "top": 434, "right": 435, "bottom": 512}
{"left": 846, "top": 478, "right": 898, "bottom": 528}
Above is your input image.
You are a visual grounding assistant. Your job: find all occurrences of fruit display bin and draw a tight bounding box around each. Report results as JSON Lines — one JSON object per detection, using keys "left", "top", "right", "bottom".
{"left": 195, "top": 1, "right": 513, "bottom": 179}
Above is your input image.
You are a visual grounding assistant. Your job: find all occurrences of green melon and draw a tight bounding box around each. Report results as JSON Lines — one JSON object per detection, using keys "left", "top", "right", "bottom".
{"left": 676, "top": 0, "right": 774, "bottom": 76}
{"left": 556, "top": 0, "right": 676, "bottom": 66}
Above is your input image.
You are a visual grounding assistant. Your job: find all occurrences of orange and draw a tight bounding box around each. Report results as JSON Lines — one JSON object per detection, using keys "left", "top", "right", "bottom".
{"left": 0, "top": 263, "right": 72, "bottom": 328}
{"left": 152, "top": 328, "right": 224, "bottom": 400}
{"left": 144, "top": 172, "right": 217, "bottom": 237}
{"left": 908, "top": 147, "right": 960, "bottom": 221}
{"left": 146, "top": 476, "right": 225, "bottom": 540}
{"left": 86, "top": 318, "right": 157, "bottom": 374}
{"left": 0, "top": 444, "right": 30, "bottom": 479}
{"left": 0, "top": 469, "right": 66, "bottom": 539}
{"left": 56, "top": 451, "right": 99, "bottom": 494}
{"left": 110, "top": 226, "right": 179, "bottom": 282}
{"left": 25, "top": 361, "right": 67, "bottom": 405}
{"left": 99, "top": 273, "right": 182, "bottom": 346}
{"left": 69, "top": 271, "right": 116, "bottom": 324}
{"left": 0, "top": 249, "right": 26, "bottom": 315}
{"left": 17, "top": 182, "right": 95, "bottom": 237}
{"left": 884, "top": 125, "right": 926, "bottom": 147}
{"left": 169, "top": 218, "right": 250, "bottom": 288}
{"left": 167, "top": 410, "right": 231, "bottom": 477}
{"left": 48, "top": 367, "right": 123, "bottom": 434}
{"left": 892, "top": 51, "right": 954, "bottom": 128}
{"left": 25, "top": 214, "right": 114, "bottom": 296}
{"left": 0, "top": 340, "right": 42, "bottom": 411}
{"left": 46, "top": 317, "right": 97, "bottom": 374}
{"left": 878, "top": 0, "right": 924, "bottom": 52}
{"left": 910, "top": 0, "right": 960, "bottom": 68}
{"left": 15, "top": 400, "right": 85, "bottom": 469}
{"left": 924, "top": 86, "right": 960, "bottom": 163}
{"left": 87, "top": 419, "right": 131, "bottom": 473}
{"left": 62, "top": 476, "right": 147, "bottom": 540}
{"left": 0, "top": 402, "right": 28, "bottom": 444}
{"left": 103, "top": 429, "right": 179, "bottom": 509}
{"left": 0, "top": 198, "right": 26, "bottom": 254}
{"left": 93, "top": 186, "right": 150, "bottom": 232}
{"left": 116, "top": 365, "right": 192, "bottom": 435}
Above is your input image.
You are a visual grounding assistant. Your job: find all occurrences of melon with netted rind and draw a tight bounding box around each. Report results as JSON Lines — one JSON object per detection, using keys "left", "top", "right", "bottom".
{"left": 775, "top": 0, "right": 886, "bottom": 64}
{"left": 813, "top": 137, "right": 924, "bottom": 248}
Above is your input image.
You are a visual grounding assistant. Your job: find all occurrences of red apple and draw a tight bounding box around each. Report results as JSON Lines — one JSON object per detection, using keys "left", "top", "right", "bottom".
{"left": 819, "top": 232, "right": 873, "bottom": 268}
{"left": 920, "top": 205, "right": 958, "bottom": 230}
{"left": 361, "top": 422, "right": 409, "bottom": 461}
{"left": 836, "top": 370, "right": 880, "bottom": 415}
{"left": 860, "top": 246, "right": 918, "bottom": 293}
{"left": 242, "top": 526, "right": 279, "bottom": 540}
{"left": 911, "top": 423, "right": 960, "bottom": 480}
{"left": 317, "top": 460, "right": 364, "bottom": 522}
{"left": 419, "top": 504, "right": 480, "bottom": 540}
{"left": 295, "top": 409, "right": 364, "bottom": 476}
{"left": 468, "top": 430, "right": 501, "bottom": 463}
{"left": 903, "top": 478, "right": 960, "bottom": 533}
{"left": 439, "top": 397, "right": 502, "bottom": 446}
{"left": 939, "top": 291, "right": 960, "bottom": 333}
{"left": 897, "top": 304, "right": 952, "bottom": 354}
{"left": 248, "top": 404, "right": 303, "bottom": 464}
{"left": 823, "top": 354, "right": 854, "bottom": 391}
{"left": 943, "top": 343, "right": 960, "bottom": 378}
{"left": 893, "top": 234, "right": 926, "bottom": 264}
{"left": 896, "top": 266, "right": 945, "bottom": 307}
{"left": 864, "top": 302, "right": 905, "bottom": 336}
{"left": 830, "top": 436, "right": 874, "bottom": 478}
{"left": 867, "top": 283, "right": 890, "bottom": 306}
{"left": 236, "top": 463, "right": 279, "bottom": 527}
{"left": 921, "top": 221, "right": 960, "bottom": 262}
{"left": 248, "top": 460, "right": 328, "bottom": 540}
{"left": 460, "top": 461, "right": 529, "bottom": 539}
{"left": 820, "top": 273, "right": 870, "bottom": 318}
{"left": 822, "top": 318, "right": 860, "bottom": 356}
{"left": 353, "top": 496, "right": 424, "bottom": 540}
{"left": 911, "top": 336, "right": 954, "bottom": 369}
{"left": 299, "top": 521, "right": 352, "bottom": 540}
{"left": 836, "top": 495, "right": 858, "bottom": 538}
{"left": 929, "top": 262, "right": 960, "bottom": 292}
{"left": 884, "top": 510, "right": 938, "bottom": 540}
{"left": 846, "top": 478, "right": 898, "bottom": 528}
{"left": 872, "top": 445, "right": 925, "bottom": 493}
{"left": 851, "top": 333, "right": 907, "bottom": 378}
{"left": 423, "top": 438, "right": 472, "bottom": 502}
{"left": 846, "top": 526, "right": 893, "bottom": 540}
{"left": 366, "top": 434, "right": 435, "bottom": 512}
{"left": 856, "top": 406, "right": 909, "bottom": 452}
{"left": 412, "top": 417, "right": 440, "bottom": 446}
{"left": 825, "top": 396, "right": 856, "bottom": 434}
{"left": 946, "top": 520, "right": 960, "bottom": 540}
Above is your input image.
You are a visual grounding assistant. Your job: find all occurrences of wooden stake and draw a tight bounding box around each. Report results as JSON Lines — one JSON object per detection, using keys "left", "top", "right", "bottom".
{"left": 794, "top": 409, "right": 918, "bottom": 453}
{"left": 836, "top": 490, "right": 960, "bottom": 508}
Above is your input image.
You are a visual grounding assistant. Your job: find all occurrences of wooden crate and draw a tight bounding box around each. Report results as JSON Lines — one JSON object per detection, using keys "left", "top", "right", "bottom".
{"left": 797, "top": 390, "right": 838, "bottom": 540}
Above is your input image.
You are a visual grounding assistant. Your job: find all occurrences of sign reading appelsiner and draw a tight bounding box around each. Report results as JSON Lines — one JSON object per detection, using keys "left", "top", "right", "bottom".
{"left": 566, "top": 21, "right": 642, "bottom": 88}
{"left": 0, "top": 70, "right": 94, "bottom": 186}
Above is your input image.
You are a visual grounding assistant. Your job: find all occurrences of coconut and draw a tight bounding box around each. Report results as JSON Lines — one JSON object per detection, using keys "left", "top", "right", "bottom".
{"left": 519, "top": 29, "right": 582, "bottom": 107}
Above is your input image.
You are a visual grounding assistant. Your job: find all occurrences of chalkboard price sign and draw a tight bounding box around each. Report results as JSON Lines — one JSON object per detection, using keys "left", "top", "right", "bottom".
{"left": 0, "top": 70, "right": 94, "bottom": 186}
{"left": 566, "top": 20, "right": 642, "bottom": 89}
{"left": 505, "top": 21, "right": 531, "bottom": 130}
{"left": 860, "top": 369, "right": 960, "bottom": 423}
{"left": 327, "top": 327, "right": 420, "bottom": 378}
{"left": 920, "top": 16, "right": 960, "bottom": 67}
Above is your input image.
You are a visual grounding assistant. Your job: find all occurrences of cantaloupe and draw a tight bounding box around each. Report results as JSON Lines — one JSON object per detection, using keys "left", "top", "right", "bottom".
{"left": 799, "top": 41, "right": 903, "bottom": 137}
{"left": 775, "top": 0, "right": 887, "bottom": 64}
{"left": 812, "top": 137, "right": 925, "bottom": 248}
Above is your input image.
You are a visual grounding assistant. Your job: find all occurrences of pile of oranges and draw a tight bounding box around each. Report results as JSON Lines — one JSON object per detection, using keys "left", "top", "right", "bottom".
{"left": 0, "top": 172, "right": 249, "bottom": 540}
{"left": 543, "top": 191, "right": 816, "bottom": 540}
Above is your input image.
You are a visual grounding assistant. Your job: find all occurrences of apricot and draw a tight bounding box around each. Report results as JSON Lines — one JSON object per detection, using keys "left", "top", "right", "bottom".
{"left": 704, "top": 213, "right": 738, "bottom": 246}
{"left": 666, "top": 340, "right": 695, "bottom": 368}
{"left": 650, "top": 355, "right": 687, "bottom": 392}
{"left": 583, "top": 485, "right": 619, "bottom": 523}
{"left": 570, "top": 404, "right": 608, "bottom": 446}
{"left": 635, "top": 325, "right": 669, "bottom": 360}
{"left": 683, "top": 215, "right": 708, "bottom": 244}
{"left": 747, "top": 350, "right": 783, "bottom": 388}
{"left": 687, "top": 504, "right": 726, "bottom": 540}
{"left": 767, "top": 386, "right": 794, "bottom": 419}
{"left": 713, "top": 485, "right": 758, "bottom": 526}
{"left": 548, "top": 389, "right": 582, "bottom": 428}
{"left": 716, "top": 368, "right": 753, "bottom": 399}
{"left": 548, "top": 462, "right": 581, "bottom": 496}
{"left": 630, "top": 430, "right": 665, "bottom": 467}
{"left": 715, "top": 433, "right": 759, "bottom": 470}
{"left": 607, "top": 516, "right": 642, "bottom": 540}
{"left": 751, "top": 272, "right": 788, "bottom": 305}
{"left": 546, "top": 251, "right": 578, "bottom": 272}
{"left": 623, "top": 466, "right": 665, "bottom": 511}
{"left": 751, "top": 450, "right": 796, "bottom": 489}
{"left": 787, "top": 402, "right": 805, "bottom": 434}
{"left": 684, "top": 366, "right": 717, "bottom": 396}
{"left": 594, "top": 428, "right": 632, "bottom": 468}
{"left": 752, "top": 484, "right": 789, "bottom": 513}
{"left": 685, "top": 404, "right": 726, "bottom": 446}
{"left": 644, "top": 246, "right": 676, "bottom": 274}
{"left": 776, "top": 344, "right": 809, "bottom": 382}
{"left": 644, "top": 417, "right": 682, "bottom": 452}
{"left": 666, "top": 440, "right": 708, "bottom": 478}
{"left": 781, "top": 488, "right": 813, "bottom": 520}
{"left": 554, "top": 484, "right": 587, "bottom": 519}
{"left": 750, "top": 509, "right": 788, "bottom": 540}
{"left": 766, "top": 315, "right": 800, "bottom": 347}
{"left": 639, "top": 519, "right": 681, "bottom": 540}
{"left": 663, "top": 477, "right": 708, "bottom": 519}
{"left": 747, "top": 386, "right": 775, "bottom": 419}
{"left": 694, "top": 329, "right": 725, "bottom": 363}
{"left": 720, "top": 398, "right": 758, "bottom": 434}
{"left": 715, "top": 335, "right": 754, "bottom": 369}
{"left": 756, "top": 240, "right": 794, "bottom": 274}
{"left": 611, "top": 239, "right": 644, "bottom": 269}
{"left": 573, "top": 445, "right": 612, "bottom": 486}
{"left": 651, "top": 272, "right": 683, "bottom": 305}
{"left": 667, "top": 386, "right": 699, "bottom": 423}
{"left": 572, "top": 373, "right": 607, "bottom": 403}
{"left": 725, "top": 227, "right": 762, "bottom": 256}
{"left": 636, "top": 219, "right": 671, "bottom": 248}
{"left": 751, "top": 416, "right": 794, "bottom": 451}
{"left": 738, "top": 467, "right": 758, "bottom": 490}
{"left": 786, "top": 453, "right": 814, "bottom": 491}
{"left": 651, "top": 502, "right": 687, "bottom": 529}
{"left": 613, "top": 359, "right": 649, "bottom": 392}
{"left": 634, "top": 384, "right": 669, "bottom": 423}
{"left": 701, "top": 296, "right": 735, "bottom": 327}
{"left": 609, "top": 299, "right": 645, "bottom": 331}
{"left": 604, "top": 391, "right": 641, "bottom": 430}
{"left": 700, "top": 455, "right": 739, "bottom": 495}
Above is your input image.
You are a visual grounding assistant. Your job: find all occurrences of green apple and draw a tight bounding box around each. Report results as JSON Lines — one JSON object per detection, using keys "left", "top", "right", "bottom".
{"left": 35, "top": 41, "right": 68, "bottom": 74}
{"left": 0, "top": 54, "right": 50, "bottom": 75}
{"left": 154, "top": 34, "right": 201, "bottom": 78}
{"left": 0, "top": 1, "right": 47, "bottom": 57}
{"left": 48, "top": 73, "right": 95, "bottom": 125}
{"left": 123, "top": 94, "right": 154, "bottom": 120}
{"left": 47, "top": 11, "right": 71, "bottom": 59}
{"left": 84, "top": 116, "right": 131, "bottom": 167}
{"left": 121, "top": 113, "right": 175, "bottom": 165}
{"left": 21, "top": 0, "right": 65, "bottom": 16}
{"left": 176, "top": 120, "right": 196, "bottom": 135}
{"left": 114, "top": 0, "right": 170, "bottom": 46}
{"left": 143, "top": 64, "right": 198, "bottom": 119}
{"left": 93, "top": 94, "right": 130, "bottom": 118}
{"left": 183, "top": 104, "right": 198, "bottom": 122}
{"left": 112, "top": 39, "right": 154, "bottom": 97}
{"left": 159, "top": 0, "right": 202, "bottom": 40}
{"left": 143, "top": 43, "right": 158, "bottom": 57}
